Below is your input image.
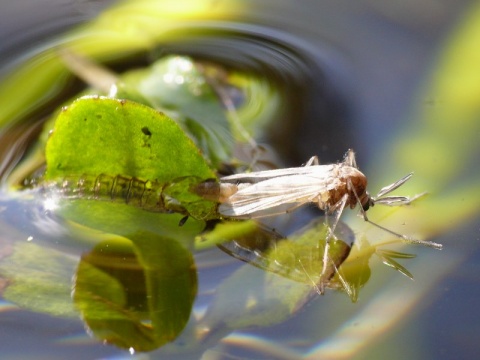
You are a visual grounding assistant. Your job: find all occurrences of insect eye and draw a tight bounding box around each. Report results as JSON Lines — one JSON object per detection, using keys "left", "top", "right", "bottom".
{"left": 362, "top": 194, "right": 373, "bottom": 211}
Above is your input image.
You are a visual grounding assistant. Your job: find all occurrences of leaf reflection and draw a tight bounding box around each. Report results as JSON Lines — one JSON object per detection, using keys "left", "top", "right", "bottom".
{"left": 73, "top": 233, "right": 197, "bottom": 352}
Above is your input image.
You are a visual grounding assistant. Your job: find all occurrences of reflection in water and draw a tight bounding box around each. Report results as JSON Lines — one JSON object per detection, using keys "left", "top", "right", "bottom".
{"left": 73, "top": 235, "right": 197, "bottom": 352}
{"left": 218, "top": 218, "right": 355, "bottom": 296}
{"left": 0, "top": 188, "right": 365, "bottom": 355}
{"left": 0, "top": 0, "right": 479, "bottom": 359}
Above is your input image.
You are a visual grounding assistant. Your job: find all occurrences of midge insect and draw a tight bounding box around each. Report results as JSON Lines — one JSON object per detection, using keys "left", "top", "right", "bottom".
{"left": 215, "top": 149, "right": 442, "bottom": 250}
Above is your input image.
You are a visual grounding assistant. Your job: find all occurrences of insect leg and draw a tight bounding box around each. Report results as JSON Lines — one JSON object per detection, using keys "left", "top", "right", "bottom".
{"left": 343, "top": 149, "right": 358, "bottom": 168}
{"left": 319, "top": 194, "right": 349, "bottom": 291}
{"left": 331, "top": 260, "right": 355, "bottom": 300}
{"left": 374, "top": 192, "right": 428, "bottom": 206}
{"left": 298, "top": 258, "right": 325, "bottom": 295}
{"left": 324, "top": 193, "right": 349, "bottom": 242}
{"left": 348, "top": 179, "right": 443, "bottom": 250}
{"left": 366, "top": 219, "right": 443, "bottom": 249}
{"left": 304, "top": 156, "right": 319, "bottom": 166}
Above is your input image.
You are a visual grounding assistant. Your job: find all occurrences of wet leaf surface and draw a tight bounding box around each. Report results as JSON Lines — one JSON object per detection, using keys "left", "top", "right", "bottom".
{"left": 44, "top": 96, "right": 217, "bottom": 219}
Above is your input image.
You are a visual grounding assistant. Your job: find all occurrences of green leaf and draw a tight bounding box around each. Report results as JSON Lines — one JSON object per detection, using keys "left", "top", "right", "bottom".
{"left": 45, "top": 96, "right": 214, "bottom": 182}
{"left": 194, "top": 219, "right": 268, "bottom": 251}
{"left": 30, "top": 92, "right": 216, "bottom": 350}
{"left": 44, "top": 96, "right": 218, "bottom": 219}
{"left": 6, "top": 53, "right": 281, "bottom": 187}
{"left": 118, "top": 56, "right": 233, "bottom": 166}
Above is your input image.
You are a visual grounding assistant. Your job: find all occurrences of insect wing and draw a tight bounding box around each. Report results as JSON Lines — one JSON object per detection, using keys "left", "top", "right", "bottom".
{"left": 219, "top": 173, "right": 343, "bottom": 217}
{"left": 219, "top": 192, "right": 304, "bottom": 217}
{"left": 221, "top": 164, "right": 337, "bottom": 184}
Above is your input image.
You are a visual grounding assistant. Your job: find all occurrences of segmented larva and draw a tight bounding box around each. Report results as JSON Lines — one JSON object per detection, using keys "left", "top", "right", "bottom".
{"left": 41, "top": 174, "right": 193, "bottom": 214}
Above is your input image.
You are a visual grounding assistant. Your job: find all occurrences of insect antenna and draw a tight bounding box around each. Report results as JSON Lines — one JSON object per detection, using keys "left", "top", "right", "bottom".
{"left": 371, "top": 173, "right": 427, "bottom": 206}
{"left": 375, "top": 172, "right": 414, "bottom": 198}
{"left": 348, "top": 176, "right": 443, "bottom": 250}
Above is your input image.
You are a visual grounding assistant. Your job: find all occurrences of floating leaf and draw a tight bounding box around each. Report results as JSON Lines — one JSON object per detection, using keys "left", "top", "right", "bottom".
{"left": 36, "top": 93, "right": 214, "bottom": 350}
{"left": 118, "top": 56, "right": 233, "bottom": 166}
{"left": 44, "top": 96, "right": 217, "bottom": 219}
{"left": 194, "top": 219, "right": 261, "bottom": 251}
{"left": 45, "top": 96, "right": 213, "bottom": 182}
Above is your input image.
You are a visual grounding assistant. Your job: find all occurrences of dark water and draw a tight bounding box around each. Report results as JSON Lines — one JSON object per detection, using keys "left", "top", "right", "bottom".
{"left": 1, "top": 1, "right": 479, "bottom": 359}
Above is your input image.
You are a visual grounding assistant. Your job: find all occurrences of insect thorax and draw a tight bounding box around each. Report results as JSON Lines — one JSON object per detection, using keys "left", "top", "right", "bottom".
{"left": 334, "top": 166, "right": 369, "bottom": 209}
{"left": 194, "top": 181, "right": 238, "bottom": 203}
